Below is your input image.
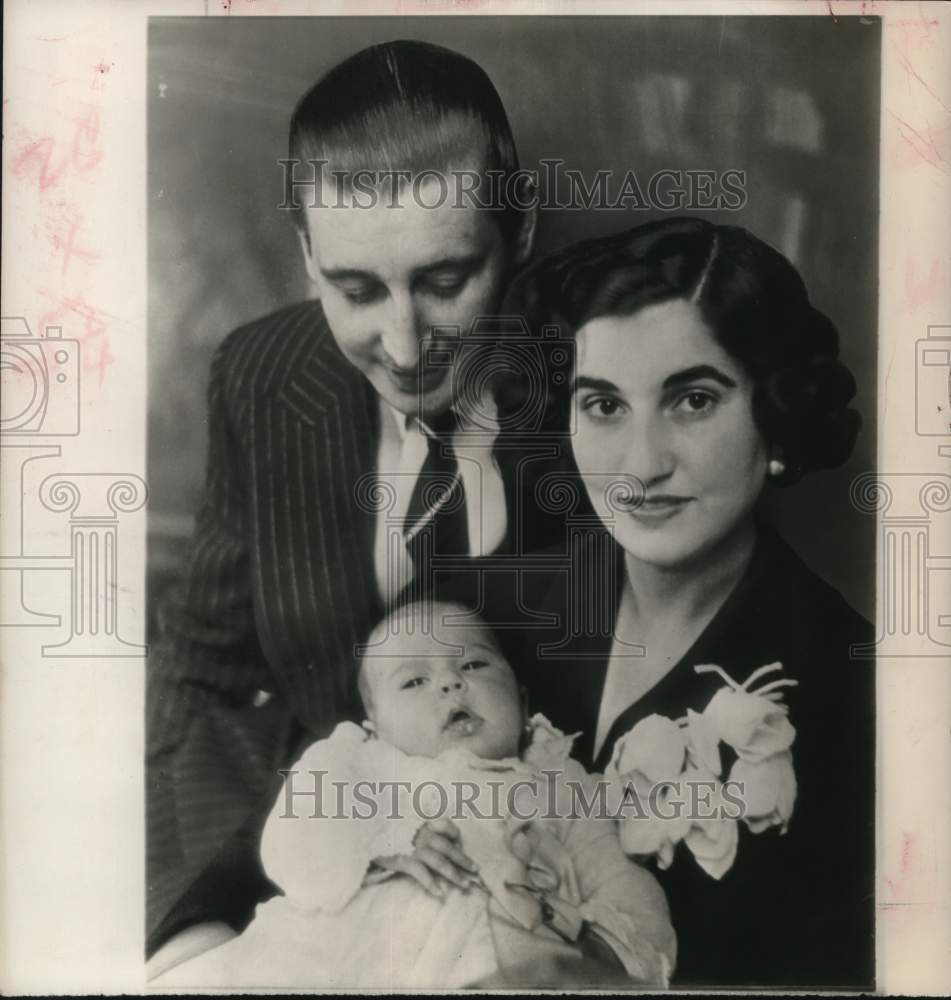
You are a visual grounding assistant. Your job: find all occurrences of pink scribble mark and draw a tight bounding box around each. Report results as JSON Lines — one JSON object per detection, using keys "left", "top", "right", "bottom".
{"left": 38, "top": 292, "right": 109, "bottom": 346}
{"left": 37, "top": 294, "right": 115, "bottom": 389}
{"left": 894, "top": 47, "right": 951, "bottom": 116}
{"left": 49, "top": 212, "right": 100, "bottom": 278}
{"left": 881, "top": 831, "right": 916, "bottom": 909}
{"left": 891, "top": 12, "right": 941, "bottom": 54}
{"left": 905, "top": 257, "right": 946, "bottom": 309}
{"left": 13, "top": 109, "right": 104, "bottom": 192}
{"left": 85, "top": 338, "right": 115, "bottom": 389}
{"left": 72, "top": 108, "right": 103, "bottom": 172}
{"left": 889, "top": 111, "right": 951, "bottom": 174}
{"left": 13, "top": 136, "right": 70, "bottom": 191}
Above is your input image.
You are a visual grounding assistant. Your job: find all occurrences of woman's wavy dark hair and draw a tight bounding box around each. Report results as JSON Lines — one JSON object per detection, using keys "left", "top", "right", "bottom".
{"left": 505, "top": 216, "right": 861, "bottom": 485}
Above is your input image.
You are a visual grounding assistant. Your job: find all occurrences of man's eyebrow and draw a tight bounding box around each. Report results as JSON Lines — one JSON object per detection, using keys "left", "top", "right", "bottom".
{"left": 570, "top": 375, "right": 620, "bottom": 395}
{"left": 414, "top": 253, "right": 484, "bottom": 273}
{"left": 662, "top": 365, "right": 737, "bottom": 390}
{"left": 319, "top": 254, "right": 484, "bottom": 285}
{"left": 318, "top": 267, "right": 379, "bottom": 283}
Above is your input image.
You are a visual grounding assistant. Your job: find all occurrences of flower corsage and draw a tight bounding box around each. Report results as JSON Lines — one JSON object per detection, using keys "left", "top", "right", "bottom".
{"left": 606, "top": 662, "right": 798, "bottom": 880}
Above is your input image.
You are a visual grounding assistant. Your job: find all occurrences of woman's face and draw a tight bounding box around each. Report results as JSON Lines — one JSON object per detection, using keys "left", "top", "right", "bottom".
{"left": 570, "top": 298, "right": 768, "bottom": 571}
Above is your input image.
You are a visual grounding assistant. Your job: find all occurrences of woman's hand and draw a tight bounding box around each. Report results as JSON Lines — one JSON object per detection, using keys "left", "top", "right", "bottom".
{"left": 371, "top": 818, "right": 480, "bottom": 897}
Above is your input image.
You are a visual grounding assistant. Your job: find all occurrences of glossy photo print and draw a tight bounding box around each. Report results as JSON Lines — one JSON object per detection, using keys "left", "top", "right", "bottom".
{"left": 2, "top": 3, "right": 949, "bottom": 995}
{"left": 144, "top": 15, "right": 878, "bottom": 990}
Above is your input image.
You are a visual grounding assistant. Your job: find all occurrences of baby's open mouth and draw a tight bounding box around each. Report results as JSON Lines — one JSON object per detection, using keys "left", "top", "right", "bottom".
{"left": 443, "top": 707, "right": 483, "bottom": 735}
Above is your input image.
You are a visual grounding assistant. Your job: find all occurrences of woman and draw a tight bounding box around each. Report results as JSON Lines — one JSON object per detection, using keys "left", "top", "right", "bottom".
{"left": 497, "top": 217, "right": 875, "bottom": 989}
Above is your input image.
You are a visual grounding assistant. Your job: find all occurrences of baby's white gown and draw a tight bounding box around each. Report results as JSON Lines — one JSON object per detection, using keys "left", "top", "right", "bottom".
{"left": 157, "top": 717, "right": 675, "bottom": 989}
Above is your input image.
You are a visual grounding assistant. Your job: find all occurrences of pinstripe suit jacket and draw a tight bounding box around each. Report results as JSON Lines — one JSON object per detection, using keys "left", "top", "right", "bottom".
{"left": 146, "top": 299, "right": 568, "bottom": 952}
{"left": 147, "top": 300, "right": 386, "bottom": 948}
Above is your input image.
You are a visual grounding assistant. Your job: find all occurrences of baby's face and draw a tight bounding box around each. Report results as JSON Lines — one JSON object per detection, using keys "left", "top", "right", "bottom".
{"left": 363, "top": 622, "right": 523, "bottom": 759}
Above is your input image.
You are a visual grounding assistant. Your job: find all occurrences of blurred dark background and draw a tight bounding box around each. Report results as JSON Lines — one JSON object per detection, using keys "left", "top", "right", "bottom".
{"left": 148, "top": 15, "right": 880, "bottom": 625}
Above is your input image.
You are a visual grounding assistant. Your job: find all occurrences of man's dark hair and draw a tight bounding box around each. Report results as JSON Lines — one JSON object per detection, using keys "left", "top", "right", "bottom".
{"left": 287, "top": 39, "right": 525, "bottom": 239}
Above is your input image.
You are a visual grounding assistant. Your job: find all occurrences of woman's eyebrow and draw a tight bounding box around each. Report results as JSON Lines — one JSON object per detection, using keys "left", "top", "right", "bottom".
{"left": 570, "top": 375, "right": 620, "bottom": 395}
{"left": 662, "top": 365, "right": 737, "bottom": 390}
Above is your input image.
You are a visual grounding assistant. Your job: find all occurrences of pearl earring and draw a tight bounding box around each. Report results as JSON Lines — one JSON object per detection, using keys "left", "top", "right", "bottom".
{"left": 768, "top": 457, "right": 786, "bottom": 478}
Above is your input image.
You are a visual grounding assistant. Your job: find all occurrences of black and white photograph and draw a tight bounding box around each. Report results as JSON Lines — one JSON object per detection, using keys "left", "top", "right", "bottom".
{"left": 2, "top": 2, "right": 950, "bottom": 995}
{"left": 145, "top": 15, "right": 877, "bottom": 991}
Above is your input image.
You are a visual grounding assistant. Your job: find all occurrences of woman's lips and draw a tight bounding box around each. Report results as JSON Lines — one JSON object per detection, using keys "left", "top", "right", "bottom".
{"left": 626, "top": 495, "right": 693, "bottom": 522}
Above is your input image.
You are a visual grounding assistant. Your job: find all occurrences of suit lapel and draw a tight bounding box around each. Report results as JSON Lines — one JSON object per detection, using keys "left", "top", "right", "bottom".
{"left": 254, "top": 318, "right": 382, "bottom": 736}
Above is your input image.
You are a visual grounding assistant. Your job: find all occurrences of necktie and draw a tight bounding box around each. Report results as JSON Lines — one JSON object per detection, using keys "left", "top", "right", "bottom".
{"left": 404, "top": 410, "right": 468, "bottom": 574}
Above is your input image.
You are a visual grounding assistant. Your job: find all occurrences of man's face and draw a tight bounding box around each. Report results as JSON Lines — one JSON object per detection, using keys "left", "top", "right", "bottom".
{"left": 300, "top": 175, "right": 527, "bottom": 418}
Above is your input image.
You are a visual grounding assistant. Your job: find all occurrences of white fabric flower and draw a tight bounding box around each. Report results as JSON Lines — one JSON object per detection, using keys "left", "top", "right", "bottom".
{"left": 610, "top": 662, "right": 799, "bottom": 882}
{"left": 684, "top": 708, "right": 722, "bottom": 776}
{"left": 607, "top": 714, "right": 687, "bottom": 783}
{"left": 729, "top": 750, "right": 797, "bottom": 834}
{"left": 701, "top": 684, "right": 795, "bottom": 763}
{"left": 522, "top": 713, "right": 578, "bottom": 771}
{"left": 683, "top": 815, "right": 739, "bottom": 880}
{"left": 613, "top": 771, "right": 690, "bottom": 869}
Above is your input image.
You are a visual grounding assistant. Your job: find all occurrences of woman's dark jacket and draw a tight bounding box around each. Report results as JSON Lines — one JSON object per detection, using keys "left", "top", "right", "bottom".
{"left": 468, "top": 525, "right": 875, "bottom": 989}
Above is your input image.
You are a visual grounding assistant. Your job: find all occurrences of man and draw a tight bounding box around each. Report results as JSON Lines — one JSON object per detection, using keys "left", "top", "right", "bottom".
{"left": 147, "top": 39, "right": 543, "bottom": 958}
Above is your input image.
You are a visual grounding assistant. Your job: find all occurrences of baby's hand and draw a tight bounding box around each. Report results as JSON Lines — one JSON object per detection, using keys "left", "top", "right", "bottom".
{"left": 372, "top": 818, "right": 480, "bottom": 898}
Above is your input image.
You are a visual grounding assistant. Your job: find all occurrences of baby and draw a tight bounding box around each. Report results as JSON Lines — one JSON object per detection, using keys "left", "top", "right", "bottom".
{"left": 157, "top": 601, "right": 676, "bottom": 989}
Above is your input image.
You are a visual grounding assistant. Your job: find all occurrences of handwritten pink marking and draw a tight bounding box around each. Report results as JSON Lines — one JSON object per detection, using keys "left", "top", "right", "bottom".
{"left": 38, "top": 292, "right": 109, "bottom": 345}
{"left": 13, "top": 110, "right": 104, "bottom": 192}
{"left": 905, "top": 257, "right": 945, "bottom": 309}
{"left": 13, "top": 137, "right": 70, "bottom": 191}
{"left": 889, "top": 111, "right": 950, "bottom": 173}
{"left": 894, "top": 47, "right": 951, "bottom": 115}
{"left": 883, "top": 831, "right": 916, "bottom": 904}
{"left": 50, "top": 213, "right": 100, "bottom": 278}
{"left": 86, "top": 338, "right": 115, "bottom": 389}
